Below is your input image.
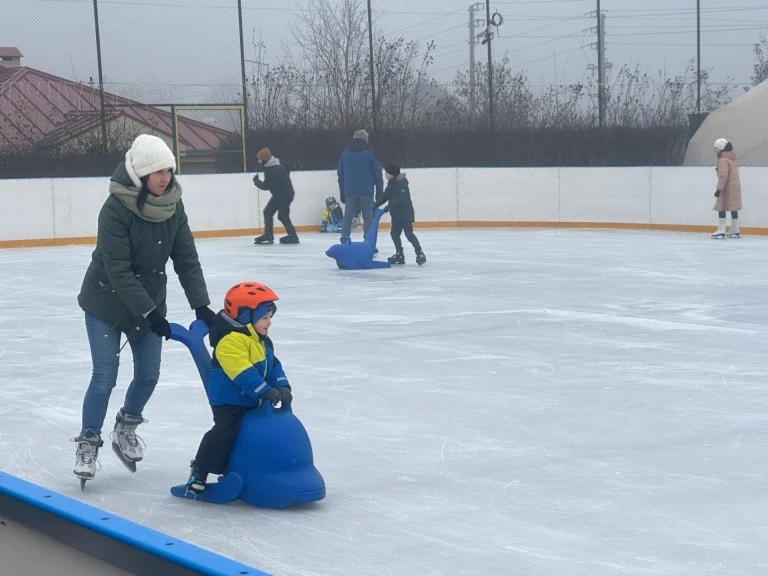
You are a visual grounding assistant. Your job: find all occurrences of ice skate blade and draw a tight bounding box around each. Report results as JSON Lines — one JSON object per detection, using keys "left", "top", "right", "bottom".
{"left": 80, "top": 478, "right": 87, "bottom": 491}
{"left": 112, "top": 442, "right": 139, "bottom": 473}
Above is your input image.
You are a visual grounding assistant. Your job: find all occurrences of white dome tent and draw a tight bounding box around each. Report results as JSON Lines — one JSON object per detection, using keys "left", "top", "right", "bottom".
{"left": 683, "top": 78, "right": 768, "bottom": 166}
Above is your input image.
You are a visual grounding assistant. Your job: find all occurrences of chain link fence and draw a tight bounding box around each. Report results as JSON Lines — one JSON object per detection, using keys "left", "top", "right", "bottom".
{"left": 1, "top": 0, "right": 766, "bottom": 176}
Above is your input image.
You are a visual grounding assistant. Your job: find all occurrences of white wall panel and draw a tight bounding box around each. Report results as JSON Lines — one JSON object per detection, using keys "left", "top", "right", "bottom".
{"left": 51, "top": 177, "right": 104, "bottom": 238}
{"left": 559, "top": 167, "right": 651, "bottom": 223}
{"left": 458, "top": 168, "right": 559, "bottom": 222}
{"left": 405, "top": 168, "right": 458, "bottom": 223}
{"left": 291, "top": 170, "right": 342, "bottom": 228}
{"left": 180, "top": 174, "right": 259, "bottom": 232}
{"left": 649, "top": 167, "right": 714, "bottom": 226}
{"left": 737, "top": 168, "right": 767, "bottom": 227}
{"left": 2, "top": 166, "right": 768, "bottom": 243}
{"left": 0, "top": 178, "right": 54, "bottom": 240}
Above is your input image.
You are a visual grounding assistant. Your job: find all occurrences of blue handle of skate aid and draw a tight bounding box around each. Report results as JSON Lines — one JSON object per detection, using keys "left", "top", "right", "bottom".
{"left": 169, "top": 320, "right": 212, "bottom": 392}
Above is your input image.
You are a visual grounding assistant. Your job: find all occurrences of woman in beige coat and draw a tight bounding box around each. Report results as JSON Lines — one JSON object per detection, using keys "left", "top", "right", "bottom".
{"left": 711, "top": 137, "right": 742, "bottom": 239}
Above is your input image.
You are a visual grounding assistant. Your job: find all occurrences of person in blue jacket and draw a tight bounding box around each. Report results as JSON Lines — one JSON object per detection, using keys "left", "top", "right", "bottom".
{"left": 337, "top": 129, "right": 383, "bottom": 243}
{"left": 183, "top": 281, "right": 292, "bottom": 494}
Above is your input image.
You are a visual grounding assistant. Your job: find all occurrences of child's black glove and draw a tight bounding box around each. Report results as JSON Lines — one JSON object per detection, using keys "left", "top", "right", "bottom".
{"left": 147, "top": 309, "right": 171, "bottom": 340}
{"left": 195, "top": 306, "right": 216, "bottom": 327}
{"left": 714, "top": 190, "right": 720, "bottom": 197}
{"left": 276, "top": 387, "right": 292, "bottom": 407}
{"left": 258, "top": 388, "right": 282, "bottom": 409}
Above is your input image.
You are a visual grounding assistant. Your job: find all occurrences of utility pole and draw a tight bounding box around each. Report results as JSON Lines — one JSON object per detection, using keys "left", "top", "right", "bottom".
{"left": 366, "top": 0, "right": 377, "bottom": 134}
{"left": 588, "top": 4, "right": 607, "bottom": 127}
{"left": 468, "top": 3, "right": 484, "bottom": 112}
{"left": 485, "top": 0, "right": 494, "bottom": 137}
{"left": 237, "top": 0, "right": 249, "bottom": 170}
{"left": 597, "top": 0, "right": 605, "bottom": 128}
{"left": 92, "top": 0, "right": 108, "bottom": 159}
{"left": 696, "top": 0, "right": 701, "bottom": 114}
{"left": 596, "top": 1, "right": 605, "bottom": 128}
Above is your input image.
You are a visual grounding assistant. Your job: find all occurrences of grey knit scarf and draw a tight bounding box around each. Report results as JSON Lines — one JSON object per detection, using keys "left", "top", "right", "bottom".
{"left": 109, "top": 179, "right": 182, "bottom": 222}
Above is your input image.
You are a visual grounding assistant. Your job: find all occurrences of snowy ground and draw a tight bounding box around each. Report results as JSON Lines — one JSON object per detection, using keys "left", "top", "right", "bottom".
{"left": 1, "top": 228, "right": 768, "bottom": 576}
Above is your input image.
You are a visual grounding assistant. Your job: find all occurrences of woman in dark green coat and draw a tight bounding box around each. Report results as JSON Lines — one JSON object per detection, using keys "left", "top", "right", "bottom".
{"left": 73, "top": 134, "right": 216, "bottom": 486}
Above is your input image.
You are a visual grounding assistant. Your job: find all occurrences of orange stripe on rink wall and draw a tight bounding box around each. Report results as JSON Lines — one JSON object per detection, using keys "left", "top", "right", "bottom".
{"left": 2, "top": 222, "right": 768, "bottom": 249}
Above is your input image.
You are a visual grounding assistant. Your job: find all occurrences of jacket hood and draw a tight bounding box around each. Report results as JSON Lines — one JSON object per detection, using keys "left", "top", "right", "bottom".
{"left": 346, "top": 138, "right": 370, "bottom": 153}
{"left": 209, "top": 312, "right": 249, "bottom": 348}
{"left": 208, "top": 311, "right": 274, "bottom": 349}
{"left": 719, "top": 150, "right": 737, "bottom": 161}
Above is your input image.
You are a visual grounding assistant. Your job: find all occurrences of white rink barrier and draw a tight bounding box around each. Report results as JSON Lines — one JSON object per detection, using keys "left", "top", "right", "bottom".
{"left": 0, "top": 166, "right": 766, "bottom": 247}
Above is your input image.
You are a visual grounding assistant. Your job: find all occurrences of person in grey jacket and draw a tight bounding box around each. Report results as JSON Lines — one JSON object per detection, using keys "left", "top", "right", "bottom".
{"left": 73, "top": 134, "right": 216, "bottom": 486}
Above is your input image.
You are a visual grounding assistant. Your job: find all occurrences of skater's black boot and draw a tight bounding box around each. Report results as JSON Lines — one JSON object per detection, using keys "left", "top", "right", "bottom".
{"left": 387, "top": 250, "right": 405, "bottom": 265}
{"left": 415, "top": 250, "right": 427, "bottom": 266}
{"left": 279, "top": 234, "right": 300, "bottom": 244}
{"left": 185, "top": 460, "right": 208, "bottom": 494}
{"left": 253, "top": 233, "right": 274, "bottom": 244}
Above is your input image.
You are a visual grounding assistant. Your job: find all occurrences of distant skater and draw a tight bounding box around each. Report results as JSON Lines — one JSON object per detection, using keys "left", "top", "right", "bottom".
{"left": 711, "top": 137, "right": 742, "bottom": 239}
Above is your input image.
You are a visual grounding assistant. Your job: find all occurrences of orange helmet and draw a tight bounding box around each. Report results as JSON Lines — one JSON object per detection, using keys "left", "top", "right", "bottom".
{"left": 224, "top": 282, "right": 279, "bottom": 322}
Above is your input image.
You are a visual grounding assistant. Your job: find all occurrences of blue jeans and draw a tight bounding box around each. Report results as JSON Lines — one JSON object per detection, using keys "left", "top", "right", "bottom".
{"left": 341, "top": 195, "right": 373, "bottom": 240}
{"left": 80, "top": 312, "right": 162, "bottom": 436}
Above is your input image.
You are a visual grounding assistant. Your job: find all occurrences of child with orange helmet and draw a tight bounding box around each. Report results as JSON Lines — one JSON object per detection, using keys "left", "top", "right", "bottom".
{"left": 184, "top": 281, "right": 292, "bottom": 494}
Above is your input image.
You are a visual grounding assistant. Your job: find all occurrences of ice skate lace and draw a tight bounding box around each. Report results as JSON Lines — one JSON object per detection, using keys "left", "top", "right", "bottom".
{"left": 110, "top": 428, "right": 146, "bottom": 450}
{"left": 72, "top": 438, "right": 102, "bottom": 472}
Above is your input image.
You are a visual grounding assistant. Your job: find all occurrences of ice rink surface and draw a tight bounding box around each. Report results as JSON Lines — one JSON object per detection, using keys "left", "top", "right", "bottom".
{"left": 1, "top": 227, "right": 768, "bottom": 576}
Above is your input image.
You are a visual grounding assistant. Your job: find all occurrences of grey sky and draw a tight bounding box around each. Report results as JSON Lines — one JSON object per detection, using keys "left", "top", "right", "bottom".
{"left": 4, "top": 0, "right": 767, "bottom": 105}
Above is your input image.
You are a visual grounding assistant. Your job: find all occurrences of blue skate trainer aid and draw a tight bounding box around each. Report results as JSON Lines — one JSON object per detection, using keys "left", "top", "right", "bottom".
{"left": 325, "top": 207, "right": 391, "bottom": 269}
{"left": 168, "top": 320, "right": 326, "bottom": 509}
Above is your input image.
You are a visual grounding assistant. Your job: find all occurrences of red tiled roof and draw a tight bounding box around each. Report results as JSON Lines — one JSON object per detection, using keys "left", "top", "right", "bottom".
{"left": 0, "top": 66, "right": 234, "bottom": 149}
{"left": 0, "top": 47, "right": 22, "bottom": 58}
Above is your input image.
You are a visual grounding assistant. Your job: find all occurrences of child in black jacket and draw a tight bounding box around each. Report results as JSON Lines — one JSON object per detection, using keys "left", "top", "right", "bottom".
{"left": 375, "top": 164, "right": 426, "bottom": 265}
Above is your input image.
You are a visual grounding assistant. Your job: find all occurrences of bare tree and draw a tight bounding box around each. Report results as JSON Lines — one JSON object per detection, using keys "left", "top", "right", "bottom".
{"left": 374, "top": 38, "right": 436, "bottom": 130}
{"left": 751, "top": 34, "right": 768, "bottom": 86}
{"left": 292, "top": 0, "right": 370, "bottom": 129}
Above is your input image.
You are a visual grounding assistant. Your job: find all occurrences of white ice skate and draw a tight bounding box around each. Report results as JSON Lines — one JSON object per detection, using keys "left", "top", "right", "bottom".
{"left": 711, "top": 219, "right": 727, "bottom": 239}
{"left": 72, "top": 434, "right": 102, "bottom": 490}
{"left": 110, "top": 411, "right": 146, "bottom": 473}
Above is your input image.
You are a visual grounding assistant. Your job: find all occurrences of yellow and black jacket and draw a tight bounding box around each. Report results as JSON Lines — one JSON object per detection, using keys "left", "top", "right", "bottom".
{"left": 206, "top": 312, "right": 289, "bottom": 407}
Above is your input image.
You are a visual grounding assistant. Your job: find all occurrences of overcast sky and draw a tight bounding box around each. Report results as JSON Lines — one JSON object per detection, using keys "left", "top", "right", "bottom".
{"left": 4, "top": 0, "right": 767, "bottom": 105}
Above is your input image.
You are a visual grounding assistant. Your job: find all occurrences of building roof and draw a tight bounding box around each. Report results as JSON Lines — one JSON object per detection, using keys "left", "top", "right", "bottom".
{"left": 683, "top": 78, "right": 768, "bottom": 167}
{"left": 0, "top": 66, "right": 234, "bottom": 149}
{"left": 0, "top": 47, "right": 23, "bottom": 58}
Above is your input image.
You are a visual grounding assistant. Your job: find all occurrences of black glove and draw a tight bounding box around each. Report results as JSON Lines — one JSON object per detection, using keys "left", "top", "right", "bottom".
{"left": 146, "top": 309, "right": 171, "bottom": 340}
{"left": 714, "top": 190, "right": 720, "bottom": 197}
{"left": 340, "top": 194, "right": 346, "bottom": 204}
{"left": 276, "top": 387, "right": 292, "bottom": 407}
{"left": 195, "top": 306, "right": 216, "bottom": 327}
{"left": 253, "top": 174, "right": 261, "bottom": 185}
{"left": 382, "top": 205, "right": 390, "bottom": 213}
{"left": 258, "top": 387, "right": 282, "bottom": 408}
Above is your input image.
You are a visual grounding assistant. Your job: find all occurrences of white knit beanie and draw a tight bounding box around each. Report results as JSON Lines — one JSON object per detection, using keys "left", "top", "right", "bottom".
{"left": 713, "top": 138, "right": 729, "bottom": 151}
{"left": 125, "top": 134, "right": 176, "bottom": 188}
